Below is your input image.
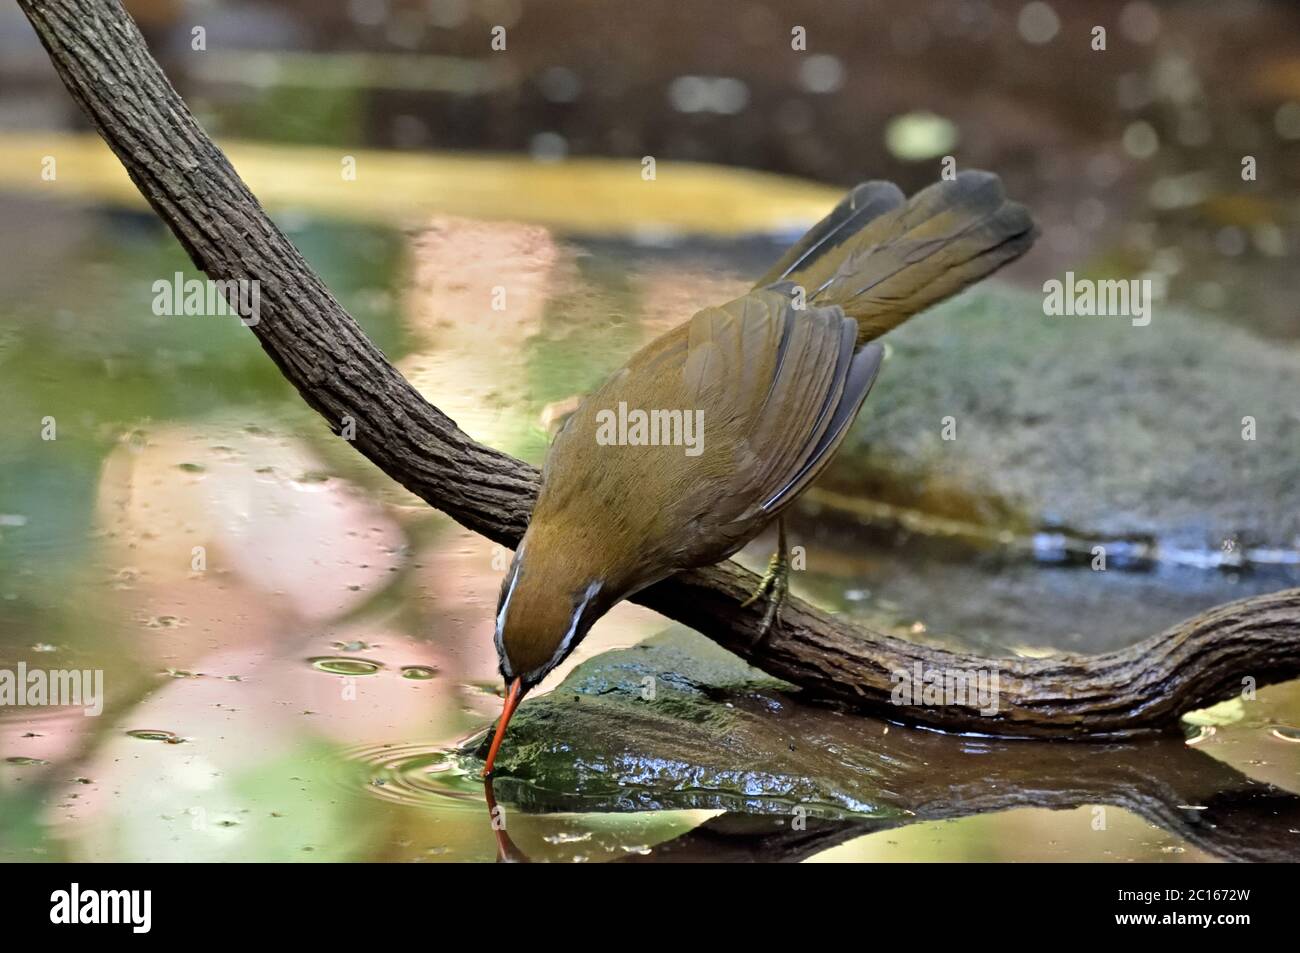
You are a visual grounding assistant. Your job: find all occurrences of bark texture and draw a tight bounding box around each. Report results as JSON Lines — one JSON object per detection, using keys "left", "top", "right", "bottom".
{"left": 20, "top": 0, "right": 1300, "bottom": 738}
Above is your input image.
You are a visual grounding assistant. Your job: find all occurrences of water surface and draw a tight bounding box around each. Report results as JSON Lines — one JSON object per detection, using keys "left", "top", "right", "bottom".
{"left": 1, "top": 199, "right": 1296, "bottom": 863}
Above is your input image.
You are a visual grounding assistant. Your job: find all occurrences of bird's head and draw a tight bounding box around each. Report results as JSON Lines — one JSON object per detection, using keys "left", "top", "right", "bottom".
{"left": 481, "top": 538, "right": 607, "bottom": 775}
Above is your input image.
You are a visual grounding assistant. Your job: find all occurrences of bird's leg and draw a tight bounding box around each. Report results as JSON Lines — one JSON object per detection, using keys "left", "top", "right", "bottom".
{"left": 740, "top": 518, "right": 790, "bottom": 643}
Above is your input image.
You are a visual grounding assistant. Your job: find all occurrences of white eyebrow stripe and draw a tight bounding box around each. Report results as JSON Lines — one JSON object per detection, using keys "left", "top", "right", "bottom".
{"left": 537, "top": 581, "right": 602, "bottom": 680}
{"left": 494, "top": 544, "right": 524, "bottom": 678}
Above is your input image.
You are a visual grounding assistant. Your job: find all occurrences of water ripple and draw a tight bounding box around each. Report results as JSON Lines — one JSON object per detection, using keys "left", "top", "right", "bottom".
{"left": 337, "top": 741, "right": 483, "bottom": 810}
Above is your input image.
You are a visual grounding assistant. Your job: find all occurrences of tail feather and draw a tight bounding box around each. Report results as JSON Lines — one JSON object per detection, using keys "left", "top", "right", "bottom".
{"left": 758, "top": 181, "right": 905, "bottom": 287}
{"left": 763, "top": 171, "right": 1037, "bottom": 345}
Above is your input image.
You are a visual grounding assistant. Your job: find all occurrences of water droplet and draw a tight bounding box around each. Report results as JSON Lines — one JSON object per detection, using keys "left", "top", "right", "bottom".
{"left": 126, "top": 729, "right": 184, "bottom": 743}
{"left": 177, "top": 462, "right": 205, "bottom": 473}
{"left": 401, "top": 665, "right": 438, "bottom": 680}
{"left": 1269, "top": 725, "right": 1300, "bottom": 743}
{"left": 5, "top": 756, "right": 49, "bottom": 766}
{"left": 309, "top": 656, "right": 382, "bottom": 676}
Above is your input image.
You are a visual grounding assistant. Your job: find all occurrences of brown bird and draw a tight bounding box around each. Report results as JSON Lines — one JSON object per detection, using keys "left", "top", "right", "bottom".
{"left": 482, "top": 171, "right": 1036, "bottom": 775}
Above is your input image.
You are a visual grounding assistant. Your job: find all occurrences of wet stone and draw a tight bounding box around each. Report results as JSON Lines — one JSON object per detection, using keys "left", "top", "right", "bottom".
{"left": 462, "top": 626, "right": 901, "bottom": 820}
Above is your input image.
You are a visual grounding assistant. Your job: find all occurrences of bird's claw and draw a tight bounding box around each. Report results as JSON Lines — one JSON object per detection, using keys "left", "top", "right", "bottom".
{"left": 741, "top": 547, "right": 790, "bottom": 644}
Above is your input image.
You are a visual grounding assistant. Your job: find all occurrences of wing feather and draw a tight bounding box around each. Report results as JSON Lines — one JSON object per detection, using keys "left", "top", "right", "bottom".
{"left": 677, "top": 288, "right": 883, "bottom": 531}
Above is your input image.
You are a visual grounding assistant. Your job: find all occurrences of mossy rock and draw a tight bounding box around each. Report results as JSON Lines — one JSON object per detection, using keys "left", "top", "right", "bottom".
{"left": 826, "top": 284, "right": 1300, "bottom": 550}
{"left": 463, "top": 626, "right": 903, "bottom": 820}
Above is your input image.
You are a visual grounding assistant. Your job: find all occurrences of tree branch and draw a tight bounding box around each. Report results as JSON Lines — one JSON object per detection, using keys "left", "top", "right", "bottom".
{"left": 21, "top": 0, "right": 1300, "bottom": 738}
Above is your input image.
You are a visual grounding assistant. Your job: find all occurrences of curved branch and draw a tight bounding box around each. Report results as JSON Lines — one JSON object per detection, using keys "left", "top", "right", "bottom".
{"left": 21, "top": 0, "right": 1300, "bottom": 738}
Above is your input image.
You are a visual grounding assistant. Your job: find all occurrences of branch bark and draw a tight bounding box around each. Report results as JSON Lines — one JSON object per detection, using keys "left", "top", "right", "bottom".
{"left": 20, "top": 0, "right": 1300, "bottom": 738}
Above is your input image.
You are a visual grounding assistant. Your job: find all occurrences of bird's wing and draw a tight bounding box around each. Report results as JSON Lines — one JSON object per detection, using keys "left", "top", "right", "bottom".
{"left": 528, "top": 286, "right": 883, "bottom": 594}
{"left": 677, "top": 287, "right": 884, "bottom": 529}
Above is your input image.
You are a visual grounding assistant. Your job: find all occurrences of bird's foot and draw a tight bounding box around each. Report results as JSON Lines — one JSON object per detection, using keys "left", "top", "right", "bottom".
{"left": 740, "top": 548, "right": 790, "bottom": 644}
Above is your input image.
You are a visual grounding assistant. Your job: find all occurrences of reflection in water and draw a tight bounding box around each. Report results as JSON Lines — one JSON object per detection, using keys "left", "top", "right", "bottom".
{"left": 469, "top": 719, "right": 1300, "bottom": 864}
{"left": 322, "top": 686, "right": 1300, "bottom": 863}
{"left": 483, "top": 781, "right": 529, "bottom": 864}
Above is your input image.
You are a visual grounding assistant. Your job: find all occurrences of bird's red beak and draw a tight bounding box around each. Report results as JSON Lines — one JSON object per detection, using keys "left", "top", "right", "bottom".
{"left": 481, "top": 676, "right": 524, "bottom": 777}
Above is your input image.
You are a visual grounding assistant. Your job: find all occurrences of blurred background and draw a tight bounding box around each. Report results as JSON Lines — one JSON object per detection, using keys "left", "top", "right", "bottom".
{"left": 0, "top": 0, "right": 1298, "bottom": 862}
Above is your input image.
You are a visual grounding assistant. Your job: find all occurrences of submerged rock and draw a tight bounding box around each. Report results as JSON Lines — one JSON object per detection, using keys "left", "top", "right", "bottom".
{"left": 823, "top": 284, "right": 1300, "bottom": 554}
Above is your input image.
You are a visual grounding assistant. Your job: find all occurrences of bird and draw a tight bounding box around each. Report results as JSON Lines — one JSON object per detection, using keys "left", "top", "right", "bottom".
{"left": 481, "top": 170, "right": 1037, "bottom": 776}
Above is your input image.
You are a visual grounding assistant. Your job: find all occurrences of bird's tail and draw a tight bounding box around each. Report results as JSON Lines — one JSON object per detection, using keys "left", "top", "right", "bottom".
{"left": 759, "top": 171, "right": 1037, "bottom": 344}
